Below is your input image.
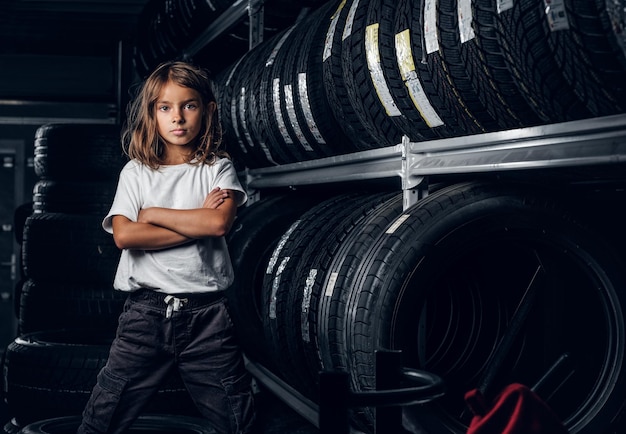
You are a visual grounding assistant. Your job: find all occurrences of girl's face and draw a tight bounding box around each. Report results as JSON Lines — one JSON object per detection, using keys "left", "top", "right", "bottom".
{"left": 155, "top": 80, "right": 204, "bottom": 161}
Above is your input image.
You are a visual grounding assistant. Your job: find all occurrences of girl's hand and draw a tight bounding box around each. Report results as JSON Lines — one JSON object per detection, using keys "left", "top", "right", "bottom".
{"left": 203, "top": 187, "right": 230, "bottom": 209}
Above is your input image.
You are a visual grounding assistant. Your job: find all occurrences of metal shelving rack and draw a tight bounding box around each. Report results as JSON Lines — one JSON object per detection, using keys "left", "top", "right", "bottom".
{"left": 247, "top": 113, "right": 626, "bottom": 210}
{"left": 178, "top": 0, "right": 626, "bottom": 428}
{"left": 243, "top": 110, "right": 626, "bottom": 432}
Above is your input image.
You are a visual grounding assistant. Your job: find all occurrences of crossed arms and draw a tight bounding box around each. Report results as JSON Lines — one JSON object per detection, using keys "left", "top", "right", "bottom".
{"left": 111, "top": 187, "right": 239, "bottom": 250}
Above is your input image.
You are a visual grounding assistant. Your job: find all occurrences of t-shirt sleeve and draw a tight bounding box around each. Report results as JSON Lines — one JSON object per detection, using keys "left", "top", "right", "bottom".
{"left": 102, "top": 161, "right": 142, "bottom": 234}
{"left": 215, "top": 158, "right": 248, "bottom": 207}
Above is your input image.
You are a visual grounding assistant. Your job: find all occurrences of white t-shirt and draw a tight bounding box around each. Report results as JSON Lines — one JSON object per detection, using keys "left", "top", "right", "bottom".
{"left": 102, "top": 157, "right": 247, "bottom": 294}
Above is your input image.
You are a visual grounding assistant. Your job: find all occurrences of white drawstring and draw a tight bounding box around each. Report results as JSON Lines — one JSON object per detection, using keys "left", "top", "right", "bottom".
{"left": 164, "top": 295, "right": 188, "bottom": 319}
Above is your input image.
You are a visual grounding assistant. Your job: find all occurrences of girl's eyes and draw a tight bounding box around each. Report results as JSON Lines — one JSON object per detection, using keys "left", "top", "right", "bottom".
{"left": 157, "top": 104, "right": 197, "bottom": 111}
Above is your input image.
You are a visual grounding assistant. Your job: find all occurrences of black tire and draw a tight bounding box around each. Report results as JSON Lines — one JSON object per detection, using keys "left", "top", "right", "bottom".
{"left": 32, "top": 180, "right": 116, "bottom": 215}
{"left": 226, "top": 193, "right": 322, "bottom": 368}
{"left": 287, "top": 191, "right": 397, "bottom": 397}
{"left": 344, "top": 181, "right": 626, "bottom": 433}
{"left": 241, "top": 36, "right": 294, "bottom": 166}
{"left": 21, "top": 213, "right": 119, "bottom": 284}
{"left": 230, "top": 36, "right": 289, "bottom": 167}
{"left": 340, "top": 0, "right": 405, "bottom": 148}
{"left": 285, "top": 1, "right": 354, "bottom": 158}
{"left": 17, "top": 279, "right": 125, "bottom": 335}
{"left": 261, "top": 191, "right": 393, "bottom": 398}
{"left": 312, "top": 192, "right": 404, "bottom": 432}
{"left": 492, "top": 0, "right": 592, "bottom": 122}
{"left": 261, "top": 193, "right": 359, "bottom": 391}
{"left": 17, "top": 414, "right": 217, "bottom": 434}
{"left": 546, "top": 0, "right": 626, "bottom": 116}
{"left": 391, "top": 0, "right": 487, "bottom": 139}
{"left": 321, "top": 0, "right": 379, "bottom": 151}
{"left": 274, "top": 14, "right": 322, "bottom": 161}
{"left": 316, "top": 193, "right": 403, "bottom": 374}
{"left": 33, "top": 124, "right": 126, "bottom": 182}
{"left": 468, "top": 0, "right": 546, "bottom": 127}
{"left": 214, "top": 58, "right": 250, "bottom": 171}
{"left": 3, "top": 330, "right": 198, "bottom": 427}
{"left": 424, "top": 0, "right": 515, "bottom": 131}
{"left": 261, "top": 24, "right": 317, "bottom": 163}
{"left": 374, "top": 0, "right": 443, "bottom": 141}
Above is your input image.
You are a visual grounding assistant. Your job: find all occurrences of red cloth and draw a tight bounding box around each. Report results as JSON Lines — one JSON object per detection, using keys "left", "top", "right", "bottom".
{"left": 465, "top": 383, "right": 569, "bottom": 434}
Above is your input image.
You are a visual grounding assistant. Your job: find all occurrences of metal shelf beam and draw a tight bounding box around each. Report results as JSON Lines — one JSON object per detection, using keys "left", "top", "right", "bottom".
{"left": 246, "top": 144, "right": 404, "bottom": 188}
{"left": 247, "top": 114, "right": 626, "bottom": 209}
{"left": 245, "top": 359, "right": 320, "bottom": 428}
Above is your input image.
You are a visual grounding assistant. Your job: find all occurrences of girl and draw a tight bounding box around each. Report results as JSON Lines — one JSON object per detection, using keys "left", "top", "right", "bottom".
{"left": 78, "top": 61, "right": 256, "bottom": 434}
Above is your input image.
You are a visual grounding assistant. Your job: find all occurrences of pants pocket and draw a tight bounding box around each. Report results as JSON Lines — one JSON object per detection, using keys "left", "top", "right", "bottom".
{"left": 222, "top": 370, "right": 256, "bottom": 434}
{"left": 81, "top": 368, "right": 128, "bottom": 433}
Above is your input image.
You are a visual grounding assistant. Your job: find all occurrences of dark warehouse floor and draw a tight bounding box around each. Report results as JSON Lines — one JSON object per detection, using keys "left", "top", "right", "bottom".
{"left": 0, "top": 294, "right": 319, "bottom": 434}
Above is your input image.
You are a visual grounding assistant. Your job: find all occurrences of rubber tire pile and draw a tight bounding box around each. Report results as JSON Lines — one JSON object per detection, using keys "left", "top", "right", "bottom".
{"left": 211, "top": 0, "right": 626, "bottom": 169}
{"left": 2, "top": 0, "right": 626, "bottom": 433}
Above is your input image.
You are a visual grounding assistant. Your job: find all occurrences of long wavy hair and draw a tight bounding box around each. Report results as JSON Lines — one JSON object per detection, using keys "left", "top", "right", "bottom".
{"left": 121, "top": 61, "right": 227, "bottom": 169}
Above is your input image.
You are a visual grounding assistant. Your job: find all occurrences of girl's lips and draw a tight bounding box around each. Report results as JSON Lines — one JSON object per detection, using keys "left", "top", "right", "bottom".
{"left": 171, "top": 129, "right": 186, "bottom": 136}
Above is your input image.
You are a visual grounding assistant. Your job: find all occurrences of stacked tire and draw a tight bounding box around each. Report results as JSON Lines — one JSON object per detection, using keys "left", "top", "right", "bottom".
{"left": 213, "top": 0, "right": 626, "bottom": 169}
{"left": 1, "top": 124, "right": 202, "bottom": 433}
{"left": 227, "top": 183, "right": 626, "bottom": 434}
{"left": 20, "top": 123, "right": 126, "bottom": 336}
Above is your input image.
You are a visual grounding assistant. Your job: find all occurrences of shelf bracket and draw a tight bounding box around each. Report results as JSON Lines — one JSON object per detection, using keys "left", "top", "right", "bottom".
{"left": 401, "top": 135, "right": 428, "bottom": 211}
{"left": 248, "top": 0, "right": 265, "bottom": 49}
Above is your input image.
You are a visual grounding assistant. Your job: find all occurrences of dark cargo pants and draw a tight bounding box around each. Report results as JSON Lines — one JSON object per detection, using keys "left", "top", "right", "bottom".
{"left": 77, "top": 289, "right": 256, "bottom": 434}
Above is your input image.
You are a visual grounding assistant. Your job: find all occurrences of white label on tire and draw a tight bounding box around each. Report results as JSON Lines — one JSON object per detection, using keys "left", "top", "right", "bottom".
{"left": 249, "top": 92, "right": 278, "bottom": 165}
{"left": 230, "top": 94, "right": 248, "bottom": 154}
{"left": 298, "top": 73, "right": 326, "bottom": 143}
{"left": 285, "top": 84, "right": 314, "bottom": 151}
{"left": 395, "top": 30, "right": 444, "bottom": 127}
{"left": 325, "top": 272, "right": 339, "bottom": 297}
{"left": 342, "top": 0, "right": 360, "bottom": 41}
{"left": 424, "top": 0, "right": 439, "bottom": 54}
{"left": 497, "top": 0, "right": 514, "bottom": 13}
{"left": 239, "top": 87, "right": 255, "bottom": 149}
{"left": 267, "top": 27, "right": 296, "bottom": 67}
{"left": 301, "top": 268, "right": 318, "bottom": 342}
{"left": 273, "top": 78, "right": 294, "bottom": 145}
{"left": 269, "top": 256, "right": 290, "bottom": 319}
{"left": 267, "top": 220, "right": 300, "bottom": 274}
{"left": 324, "top": 0, "right": 347, "bottom": 62}
{"left": 458, "top": 0, "right": 475, "bottom": 43}
{"left": 366, "top": 23, "right": 402, "bottom": 117}
{"left": 225, "top": 56, "right": 244, "bottom": 87}
{"left": 544, "top": 0, "right": 570, "bottom": 31}
{"left": 386, "top": 214, "right": 411, "bottom": 234}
